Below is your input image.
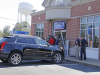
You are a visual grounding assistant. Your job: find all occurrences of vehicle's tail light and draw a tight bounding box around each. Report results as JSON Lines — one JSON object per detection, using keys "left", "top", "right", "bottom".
{"left": 0, "top": 42, "right": 8, "bottom": 51}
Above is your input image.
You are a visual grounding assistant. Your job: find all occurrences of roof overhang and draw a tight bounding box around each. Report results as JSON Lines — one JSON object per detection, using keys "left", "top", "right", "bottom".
{"left": 42, "top": 0, "right": 51, "bottom": 7}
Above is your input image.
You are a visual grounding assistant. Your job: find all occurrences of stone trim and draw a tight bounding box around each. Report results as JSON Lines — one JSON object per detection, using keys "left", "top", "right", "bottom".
{"left": 30, "top": 10, "right": 45, "bottom": 16}
{"left": 71, "top": 13, "right": 100, "bottom": 19}
{"left": 45, "top": 6, "right": 72, "bottom": 11}
{"left": 31, "top": 21, "right": 47, "bottom": 24}
{"left": 69, "top": 0, "right": 96, "bottom": 6}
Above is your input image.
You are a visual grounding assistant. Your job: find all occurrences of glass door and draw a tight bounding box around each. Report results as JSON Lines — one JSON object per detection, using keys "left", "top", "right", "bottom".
{"left": 61, "top": 32, "right": 66, "bottom": 48}
{"left": 55, "top": 31, "right": 66, "bottom": 49}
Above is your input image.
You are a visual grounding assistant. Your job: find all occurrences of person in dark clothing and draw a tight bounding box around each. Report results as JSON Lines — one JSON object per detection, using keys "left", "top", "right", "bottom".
{"left": 41, "top": 36, "right": 45, "bottom": 40}
{"left": 49, "top": 36, "right": 54, "bottom": 45}
{"left": 75, "top": 37, "right": 81, "bottom": 59}
{"left": 55, "top": 36, "right": 60, "bottom": 47}
{"left": 80, "top": 36, "right": 87, "bottom": 60}
{"left": 46, "top": 35, "right": 51, "bottom": 43}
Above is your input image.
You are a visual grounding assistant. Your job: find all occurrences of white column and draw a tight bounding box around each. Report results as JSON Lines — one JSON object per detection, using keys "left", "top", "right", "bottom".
{"left": 20, "top": 11, "right": 22, "bottom": 23}
{"left": 25, "top": 15, "right": 27, "bottom": 22}
{"left": 17, "top": 12, "right": 19, "bottom": 23}
{"left": 28, "top": 11, "right": 31, "bottom": 24}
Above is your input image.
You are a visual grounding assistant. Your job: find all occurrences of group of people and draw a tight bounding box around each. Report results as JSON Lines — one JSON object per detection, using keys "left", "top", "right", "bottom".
{"left": 46, "top": 35, "right": 60, "bottom": 46}
{"left": 75, "top": 36, "right": 87, "bottom": 60}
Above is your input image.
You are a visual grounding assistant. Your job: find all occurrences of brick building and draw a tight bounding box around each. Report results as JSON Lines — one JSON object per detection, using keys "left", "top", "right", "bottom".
{"left": 31, "top": 0, "right": 100, "bottom": 60}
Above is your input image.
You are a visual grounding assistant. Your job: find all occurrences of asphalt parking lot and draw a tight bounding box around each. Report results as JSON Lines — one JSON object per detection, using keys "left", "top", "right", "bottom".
{"left": 0, "top": 60, "right": 100, "bottom": 75}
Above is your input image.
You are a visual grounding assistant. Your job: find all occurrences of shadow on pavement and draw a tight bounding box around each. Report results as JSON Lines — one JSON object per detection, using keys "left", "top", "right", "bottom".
{"left": 0, "top": 60, "right": 100, "bottom": 73}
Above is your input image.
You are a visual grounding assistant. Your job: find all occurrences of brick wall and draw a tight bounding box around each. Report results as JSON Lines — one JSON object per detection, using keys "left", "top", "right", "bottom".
{"left": 31, "top": 24, "right": 36, "bottom": 36}
{"left": 71, "top": 0, "right": 100, "bottom": 58}
{"left": 31, "top": 13, "right": 52, "bottom": 39}
{"left": 71, "top": 0, "right": 100, "bottom": 17}
{"left": 44, "top": 21, "right": 52, "bottom": 39}
{"left": 67, "top": 18, "right": 80, "bottom": 47}
{"left": 31, "top": 13, "right": 46, "bottom": 23}
{"left": 31, "top": 13, "right": 46, "bottom": 36}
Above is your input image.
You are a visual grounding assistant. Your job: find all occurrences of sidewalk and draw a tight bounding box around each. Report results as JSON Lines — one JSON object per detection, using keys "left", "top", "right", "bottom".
{"left": 65, "top": 55, "right": 100, "bottom": 68}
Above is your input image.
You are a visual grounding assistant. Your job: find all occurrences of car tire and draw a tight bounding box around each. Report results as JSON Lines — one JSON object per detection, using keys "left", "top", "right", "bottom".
{"left": 1, "top": 59, "right": 8, "bottom": 62}
{"left": 52, "top": 52, "right": 62, "bottom": 64}
{"left": 8, "top": 52, "right": 22, "bottom": 66}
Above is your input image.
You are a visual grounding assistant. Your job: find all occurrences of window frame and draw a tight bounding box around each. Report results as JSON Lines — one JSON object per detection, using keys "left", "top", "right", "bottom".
{"left": 80, "top": 16, "right": 100, "bottom": 48}
{"left": 15, "top": 38, "right": 36, "bottom": 44}
{"left": 35, "top": 23, "right": 44, "bottom": 37}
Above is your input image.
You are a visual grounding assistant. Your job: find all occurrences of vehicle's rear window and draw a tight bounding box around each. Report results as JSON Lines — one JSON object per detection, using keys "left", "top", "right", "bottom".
{"left": 0, "top": 38, "right": 8, "bottom": 43}
{"left": 0, "top": 37, "right": 16, "bottom": 43}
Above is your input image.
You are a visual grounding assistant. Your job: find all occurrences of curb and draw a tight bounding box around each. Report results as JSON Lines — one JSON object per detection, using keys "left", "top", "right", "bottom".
{"left": 64, "top": 58, "right": 100, "bottom": 68}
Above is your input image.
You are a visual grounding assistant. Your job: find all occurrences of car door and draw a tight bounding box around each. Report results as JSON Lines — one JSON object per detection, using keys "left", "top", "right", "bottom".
{"left": 34, "top": 38, "right": 52, "bottom": 59}
{"left": 20, "top": 38, "right": 37, "bottom": 60}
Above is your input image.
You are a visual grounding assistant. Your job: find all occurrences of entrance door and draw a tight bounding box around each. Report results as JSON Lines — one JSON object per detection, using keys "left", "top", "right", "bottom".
{"left": 61, "top": 32, "right": 66, "bottom": 48}
{"left": 55, "top": 31, "right": 66, "bottom": 49}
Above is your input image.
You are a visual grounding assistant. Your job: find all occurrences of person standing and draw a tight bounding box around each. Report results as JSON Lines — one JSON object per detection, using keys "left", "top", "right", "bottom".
{"left": 80, "top": 36, "right": 86, "bottom": 60}
{"left": 75, "top": 37, "right": 80, "bottom": 59}
{"left": 49, "top": 36, "right": 54, "bottom": 45}
{"left": 53, "top": 35, "right": 56, "bottom": 45}
{"left": 46, "top": 35, "right": 51, "bottom": 43}
{"left": 41, "top": 36, "right": 45, "bottom": 40}
{"left": 55, "top": 36, "right": 60, "bottom": 47}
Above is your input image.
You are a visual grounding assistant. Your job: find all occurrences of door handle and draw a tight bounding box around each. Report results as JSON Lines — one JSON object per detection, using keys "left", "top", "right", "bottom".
{"left": 22, "top": 45, "right": 25, "bottom": 46}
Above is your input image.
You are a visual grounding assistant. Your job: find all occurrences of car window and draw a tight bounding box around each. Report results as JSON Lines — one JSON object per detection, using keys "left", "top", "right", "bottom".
{"left": 21, "top": 38, "right": 33, "bottom": 44}
{"left": 0, "top": 38, "right": 8, "bottom": 43}
{"left": 16, "top": 38, "right": 22, "bottom": 43}
{"left": 34, "top": 38, "right": 47, "bottom": 46}
{"left": 0, "top": 37, "right": 16, "bottom": 43}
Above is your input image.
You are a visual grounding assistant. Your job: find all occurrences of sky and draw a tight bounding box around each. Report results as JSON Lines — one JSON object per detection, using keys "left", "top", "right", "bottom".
{"left": 0, "top": 0, "right": 44, "bottom": 31}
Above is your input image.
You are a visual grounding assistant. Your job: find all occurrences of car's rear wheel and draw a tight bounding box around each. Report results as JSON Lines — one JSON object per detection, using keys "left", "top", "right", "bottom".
{"left": 52, "top": 52, "right": 62, "bottom": 64}
{"left": 8, "top": 52, "right": 22, "bottom": 66}
{"left": 1, "top": 59, "right": 8, "bottom": 62}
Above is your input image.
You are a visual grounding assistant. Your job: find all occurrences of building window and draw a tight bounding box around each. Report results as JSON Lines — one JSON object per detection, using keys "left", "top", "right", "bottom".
{"left": 55, "top": 0, "right": 64, "bottom": 6}
{"left": 35, "top": 23, "right": 44, "bottom": 37}
{"left": 80, "top": 16, "right": 100, "bottom": 48}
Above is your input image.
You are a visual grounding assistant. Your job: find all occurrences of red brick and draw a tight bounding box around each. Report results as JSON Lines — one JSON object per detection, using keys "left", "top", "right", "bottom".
{"left": 71, "top": 0, "right": 100, "bottom": 17}
{"left": 67, "top": 18, "right": 80, "bottom": 47}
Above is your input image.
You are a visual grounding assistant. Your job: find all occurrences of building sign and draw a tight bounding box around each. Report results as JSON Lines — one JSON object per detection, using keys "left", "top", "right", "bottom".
{"left": 55, "top": 0, "right": 64, "bottom": 6}
{"left": 54, "top": 21, "right": 65, "bottom": 30}
{"left": 13, "top": 31, "right": 29, "bottom": 35}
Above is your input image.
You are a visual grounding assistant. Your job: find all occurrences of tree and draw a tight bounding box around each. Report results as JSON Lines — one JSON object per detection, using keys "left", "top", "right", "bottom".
{"left": 3, "top": 26, "right": 10, "bottom": 37}
{"left": 13, "top": 22, "right": 23, "bottom": 31}
{"left": 13, "top": 21, "right": 31, "bottom": 35}
{"left": 0, "top": 30, "right": 3, "bottom": 37}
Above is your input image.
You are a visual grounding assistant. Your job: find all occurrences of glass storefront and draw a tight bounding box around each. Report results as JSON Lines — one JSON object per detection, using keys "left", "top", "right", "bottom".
{"left": 80, "top": 16, "right": 100, "bottom": 48}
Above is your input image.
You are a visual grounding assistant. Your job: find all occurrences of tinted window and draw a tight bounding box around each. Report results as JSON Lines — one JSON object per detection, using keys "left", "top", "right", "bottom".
{"left": 0, "top": 37, "right": 16, "bottom": 43}
{"left": 6, "top": 38, "right": 16, "bottom": 42}
{"left": 16, "top": 38, "right": 22, "bottom": 43}
{"left": 35, "top": 38, "right": 47, "bottom": 46}
{"left": 0, "top": 38, "right": 8, "bottom": 43}
{"left": 21, "top": 38, "right": 33, "bottom": 44}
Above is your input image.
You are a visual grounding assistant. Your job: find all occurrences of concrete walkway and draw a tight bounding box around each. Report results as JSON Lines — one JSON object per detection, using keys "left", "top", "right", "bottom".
{"left": 65, "top": 55, "right": 100, "bottom": 68}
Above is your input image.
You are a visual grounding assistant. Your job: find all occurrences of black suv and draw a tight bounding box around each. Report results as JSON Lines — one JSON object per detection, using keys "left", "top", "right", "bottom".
{"left": 0, "top": 35, "right": 65, "bottom": 65}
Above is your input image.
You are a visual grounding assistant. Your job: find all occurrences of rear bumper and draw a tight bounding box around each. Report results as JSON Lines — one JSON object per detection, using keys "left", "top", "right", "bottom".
{"left": 0, "top": 51, "right": 9, "bottom": 59}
